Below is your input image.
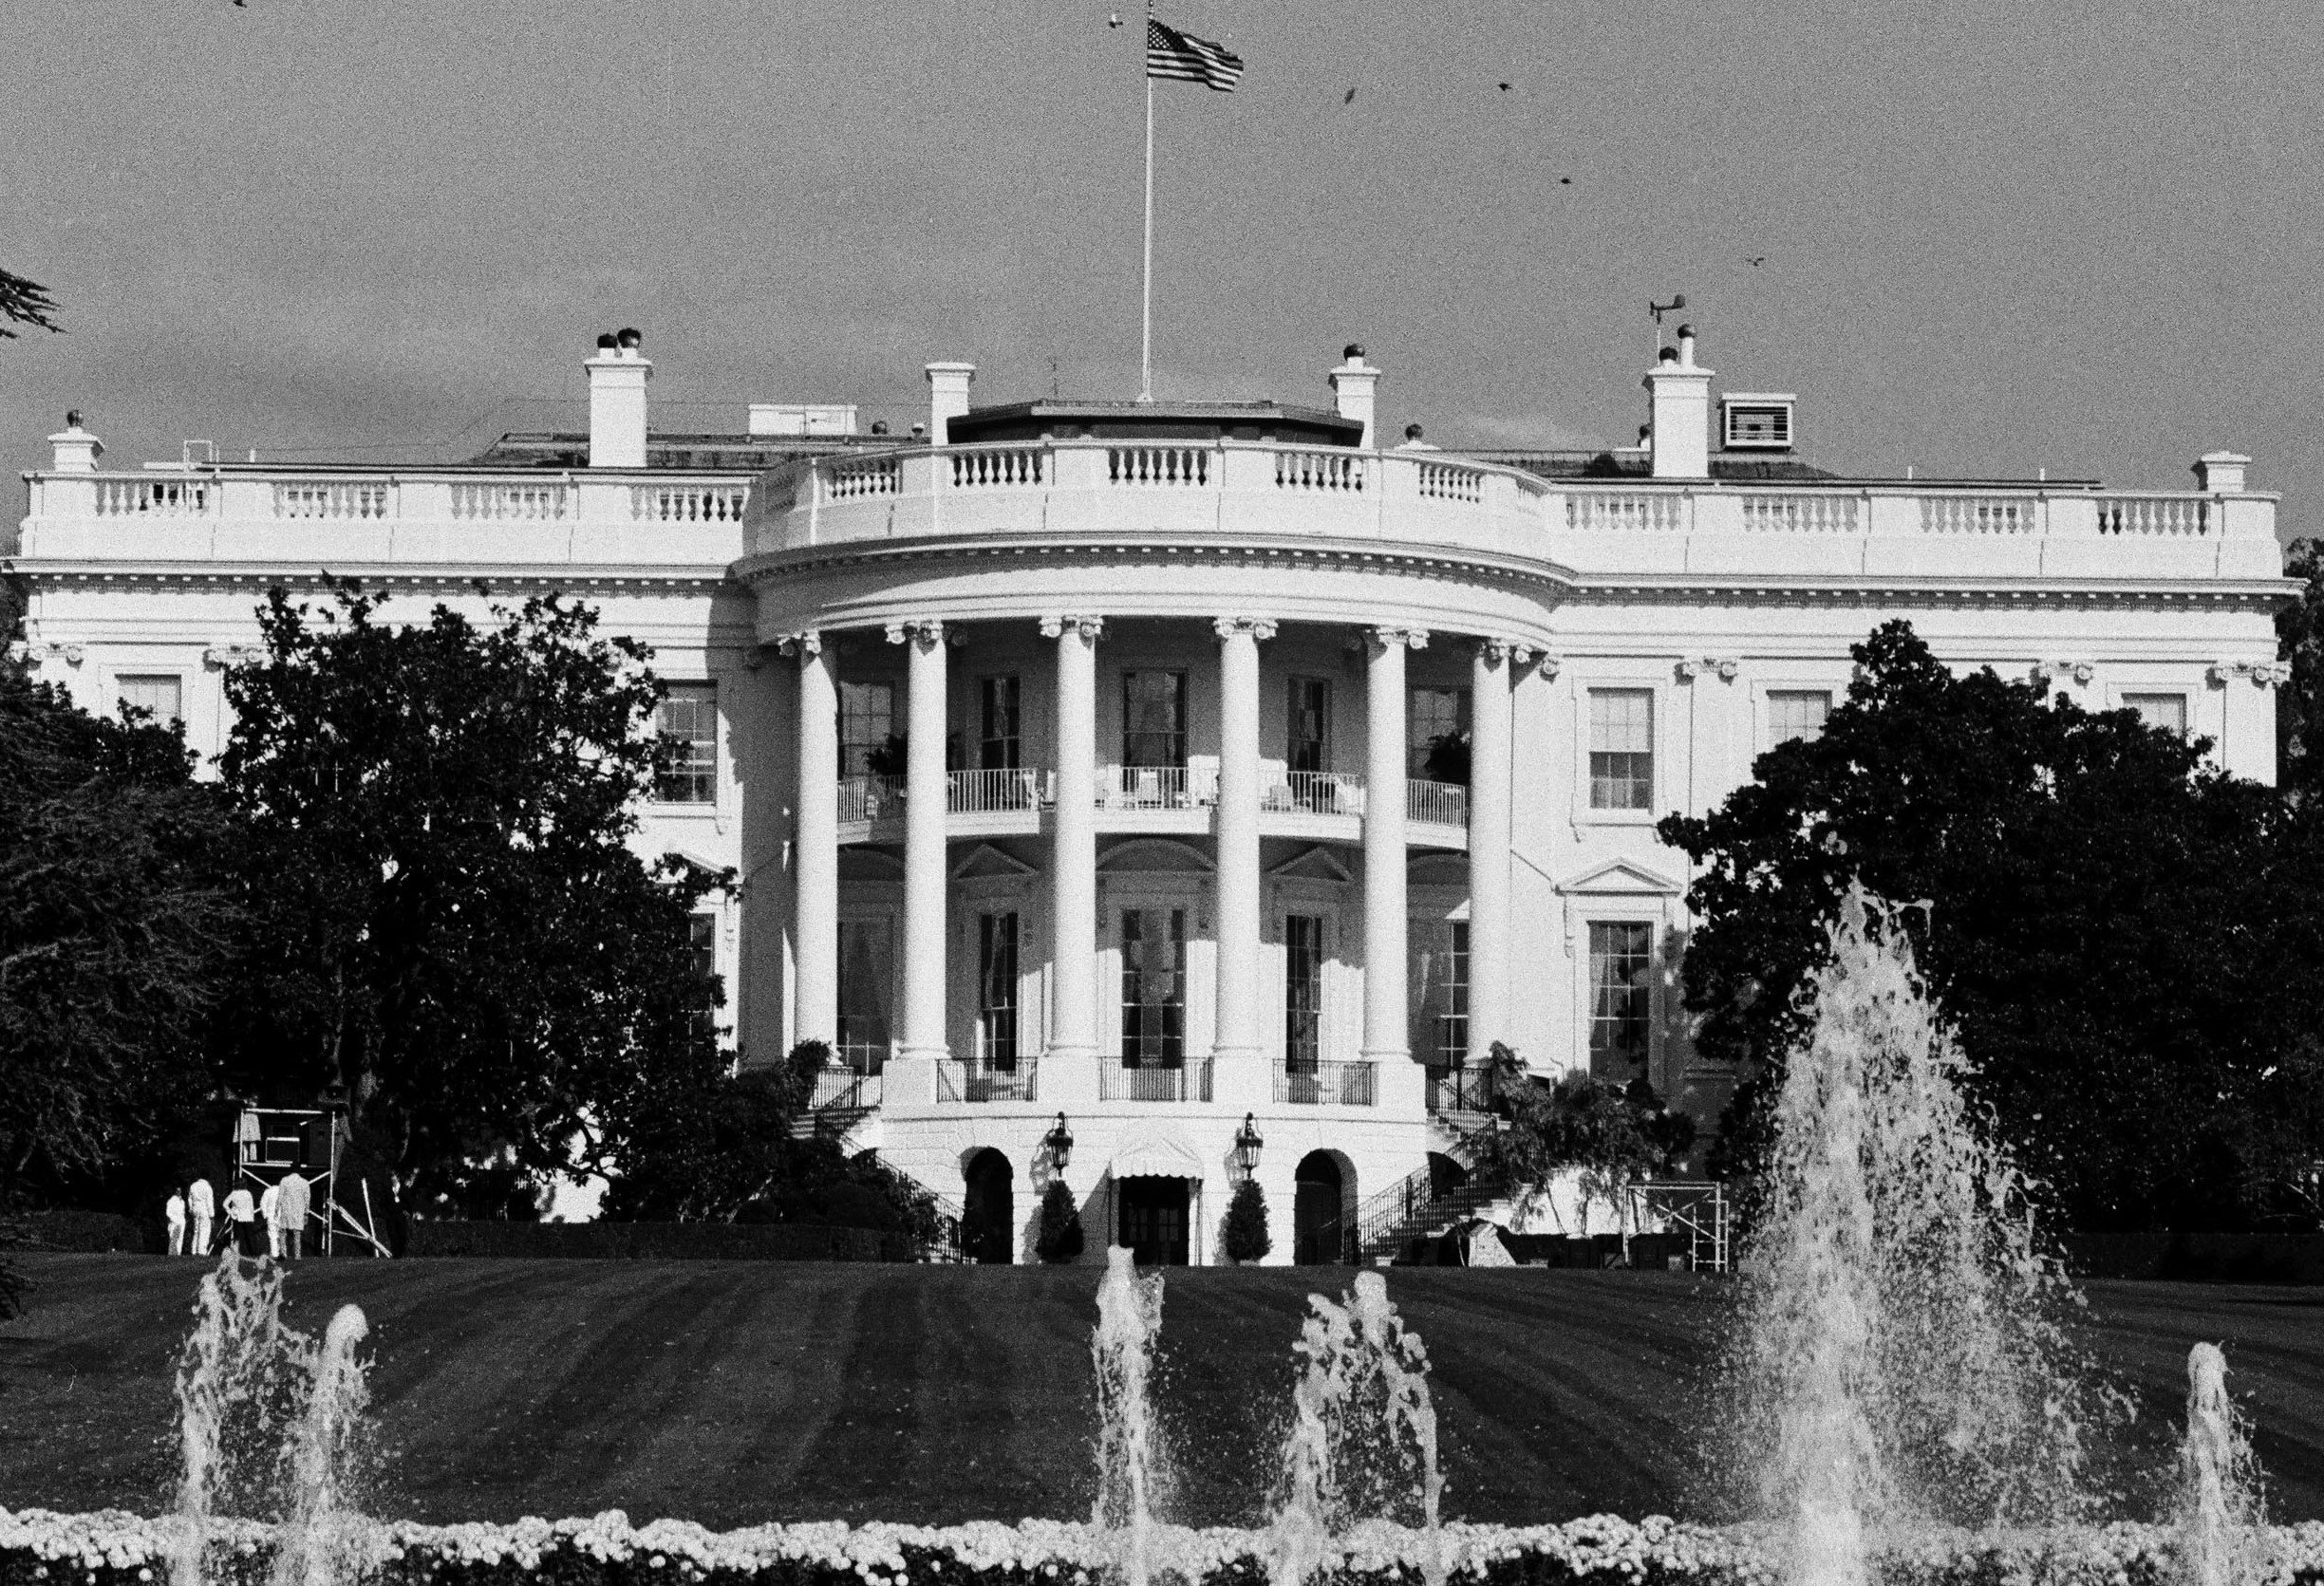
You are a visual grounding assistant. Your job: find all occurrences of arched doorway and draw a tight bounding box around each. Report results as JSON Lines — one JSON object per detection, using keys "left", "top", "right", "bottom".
{"left": 963, "top": 1148, "right": 1015, "bottom": 1264}
{"left": 1294, "top": 1151, "right": 1348, "bottom": 1265}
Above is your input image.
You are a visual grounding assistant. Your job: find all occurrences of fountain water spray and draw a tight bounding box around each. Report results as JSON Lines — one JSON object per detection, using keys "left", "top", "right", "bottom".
{"left": 1735, "top": 886, "right": 2106, "bottom": 1586}
{"left": 171, "top": 1253, "right": 306, "bottom": 1586}
{"left": 271, "top": 1304, "right": 374, "bottom": 1586}
{"left": 1092, "top": 1246, "right": 1169, "bottom": 1586}
{"left": 1266, "top": 1271, "right": 1445, "bottom": 1586}
{"left": 2175, "top": 1342, "right": 2266, "bottom": 1586}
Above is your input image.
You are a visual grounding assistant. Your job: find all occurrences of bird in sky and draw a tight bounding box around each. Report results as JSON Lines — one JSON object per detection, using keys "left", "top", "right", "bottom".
{"left": 1499, "top": 82, "right": 1511, "bottom": 91}
{"left": 1108, "top": 11, "right": 1121, "bottom": 26}
{"left": 1560, "top": 177, "right": 1573, "bottom": 185}
{"left": 1744, "top": 256, "right": 1766, "bottom": 267}
{"left": 1343, "top": 86, "right": 1357, "bottom": 103}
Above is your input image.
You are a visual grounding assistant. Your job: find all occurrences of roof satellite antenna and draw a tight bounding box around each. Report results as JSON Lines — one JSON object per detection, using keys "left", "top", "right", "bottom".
{"left": 1649, "top": 293, "right": 1687, "bottom": 365}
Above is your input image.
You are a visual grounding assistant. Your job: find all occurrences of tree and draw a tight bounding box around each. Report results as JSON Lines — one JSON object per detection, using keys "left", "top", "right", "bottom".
{"left": 1035, "top": 1179, "right": 1086, "bottom": 1263}
{"left": 1659, "top": 620, "right": 2324, "bottom": 1231}
{"left": 214, "top": 579, "right": 728, "bottom": 1208}
{"left": 1222, "top": 1176, "right": 1271, "bottom": 1263}
{"left": 0, "top": 268, "right": 62, "bottom": 338}
{"left": 2278, "top": 538, "right": 2323, "bottom": 805}
{"left": 1460, "top": 1044, "right": 1694, "bottom": 1251}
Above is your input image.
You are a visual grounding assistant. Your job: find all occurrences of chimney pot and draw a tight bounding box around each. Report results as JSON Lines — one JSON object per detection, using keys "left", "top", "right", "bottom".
{"left": 48, "top": 412, "right": 103, "bottom": 473}
{"left": 1343, "top": 343, "right": 1364, "bottom": 359}
{"left": 585, "top": 330, "right": 652, "bottom": 468}
{"left": 924, "top": 362, "right": 977, "bottom": 445}
{"left": 595, "top": 332, "right": 619, "bottom": 350}
{"left": 1644, "top": 333, "right": 1714, "bottom": 478}
{"left": 1328, "top": 345, "right": 1381, "bottom": 447}
{"left": 616, "top": 327, "right": 643, "bottom": 349}
{"left": 871, "top": 420, "right": 890, "bottom": 436}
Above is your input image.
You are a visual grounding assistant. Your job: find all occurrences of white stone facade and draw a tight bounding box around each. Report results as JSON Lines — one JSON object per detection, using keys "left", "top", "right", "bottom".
{"left": 5, "top": 332, "right": 2296, "bottom": 1265}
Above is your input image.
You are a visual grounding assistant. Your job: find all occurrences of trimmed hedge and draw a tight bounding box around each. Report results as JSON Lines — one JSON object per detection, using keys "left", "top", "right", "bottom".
{"left": 2067, "top": 1232, "right": 2324, "bottom": 1284}
{"left": 10, "top": 1210, "right": 158, "bottom": 1256}
{"left": 6, "top": 1509, "right": 2324, "bottom": 1586}
{"left": 404, "top": 1221, "right": 911, "bottom": 1262}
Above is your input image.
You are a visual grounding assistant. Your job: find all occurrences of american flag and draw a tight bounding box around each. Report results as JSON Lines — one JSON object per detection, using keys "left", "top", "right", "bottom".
{"left": 1147, "top": 14, "right": 1243, "bottom": 92}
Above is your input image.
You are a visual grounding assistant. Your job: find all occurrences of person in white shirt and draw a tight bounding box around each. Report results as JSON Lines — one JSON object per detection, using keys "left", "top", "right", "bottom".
{"left": 164, "top": 1189, "right": 187, "bottom": 1256}
{"left": 221, "top": 1185, "right": 258, "bottom": 1258}
{"left": 258, "top": 1181, "right": 283, "bottom": 1258}
{"left": 186, "top": 1177, "right": 215, "bottom": 1257}
{"left": 275, "top": 1172, "right": 311, "bottom": 1259}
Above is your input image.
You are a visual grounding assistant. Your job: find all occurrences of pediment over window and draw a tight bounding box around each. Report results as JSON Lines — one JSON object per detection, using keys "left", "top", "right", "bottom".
{"left": 1097, "top": 837, "right": 1213, "bottom": 874}
{"left": 1267, "top": 846, "right": 1353, "bottom": 884}
{"left": 953, "top": 843, "right": 1037, "bottom": 880}
{"left": 1556, "top": 857, "right": 1682, "bottom": 896}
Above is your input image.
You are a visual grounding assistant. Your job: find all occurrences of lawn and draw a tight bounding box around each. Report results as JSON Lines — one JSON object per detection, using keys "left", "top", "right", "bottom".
{"left": 2, "top": 1256, "right": 2319, "bottom": 1530}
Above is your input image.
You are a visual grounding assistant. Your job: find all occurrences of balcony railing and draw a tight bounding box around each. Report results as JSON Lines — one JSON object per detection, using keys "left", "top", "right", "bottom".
{"left": 1099, "top": 1058, "right": 1213, "bottom": 1103}
{"left": 949, "top": 768, "right": 1050, "bottom": 813}
{"left": 1275, "top": 1060, "right": 1378, "bottom": 1106}
{"left": 1407, "top": 779, "right": 1469, "bottom": 827}
{"left": 1426, "top": 1064, "right": 1498, "bottom": 1115}
{"left": 838, "top": 775, "right": 904, "bottom": 823}
{"left": 1099, "top": 765, "right": 1217, "bottom": 811}
{"left": 963, "top": 1059, "right": 1038, "bottom": 1103}
{"left": 810, "top": 1067, "right": 884, "bottom": 1111}
{"left": 1265, "top": 771, "right": 1365, "bottom": 815}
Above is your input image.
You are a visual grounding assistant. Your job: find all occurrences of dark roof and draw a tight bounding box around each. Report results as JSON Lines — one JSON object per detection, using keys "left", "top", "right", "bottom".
{"left": 1471, "top": 449, "right": 1844, "bottom": 482}
{"left": 947, "top": 399, "right": 1364, "bottom": 448}
{"left": 468, "top": 431, "right": 899, "bottom": 471}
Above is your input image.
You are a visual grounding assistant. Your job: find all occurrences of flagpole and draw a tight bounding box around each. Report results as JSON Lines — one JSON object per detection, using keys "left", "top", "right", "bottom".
{"left": 1140, "top": 30, "right": 1155, "bottom": 404}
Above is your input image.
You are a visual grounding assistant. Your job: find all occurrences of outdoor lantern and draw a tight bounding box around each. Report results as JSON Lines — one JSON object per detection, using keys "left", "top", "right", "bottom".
{"left": 1044, "top": 1111, "right": 1074, "bottom": 1172}
{"left": 1232, "top": 1112, "right": 1265, "bottom": 1181}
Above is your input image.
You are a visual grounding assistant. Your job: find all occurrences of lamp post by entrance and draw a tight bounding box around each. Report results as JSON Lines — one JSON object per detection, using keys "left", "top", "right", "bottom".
{"left": 1042, "top": 1112, "right": 1075, "bottom": 1176}
{"left": 1231, "top": 1112, "right": 1265, "bottom": 1184}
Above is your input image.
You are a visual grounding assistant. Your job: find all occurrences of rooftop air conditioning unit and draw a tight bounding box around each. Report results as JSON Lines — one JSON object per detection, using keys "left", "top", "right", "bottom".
{"left": 1721, "top": 393, "right": 1795, "bottom": 452}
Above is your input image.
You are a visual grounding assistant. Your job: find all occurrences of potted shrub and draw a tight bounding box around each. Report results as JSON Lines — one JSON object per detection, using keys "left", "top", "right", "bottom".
{"left": 1222, "top": 1177, "right": 1271, "bottom": 1264}
{"left": 1035, "top": 1179, "right": 1084, "bottom": 1263}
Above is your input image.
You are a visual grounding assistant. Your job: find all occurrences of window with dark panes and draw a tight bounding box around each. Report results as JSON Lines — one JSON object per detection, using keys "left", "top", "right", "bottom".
{"left": 1588, "top": 688, "right": 1654, "bottom": 810}
{"left": 1287, "top": 678, "right": 1330, "bottom": 774}
{"left": 978, "top": 911, "right": 1020, "bottom": 1068}
{"left": 1407, "top": 686, "right": 1470, "bottom": 778}
{"left": 655, "top": 682, "right": 717, "bottom": 803}
{"left": 1120, "top": 906, "right": 1187, "bottom": 1066}
{"left": 1587, "top": 921, "right": 1653, "bottom": 1072}
{"left": 1284, "top": 914, "right": 1323, "bottom": 1068}
{"left": 839, "top": 681, "right": 895, "bottom": 776}
{"left": 1122, "top": 672, "right": 1187, "bottom": 767}
{"left": 980, "top": 676, "right": 1021, "bottom": 770}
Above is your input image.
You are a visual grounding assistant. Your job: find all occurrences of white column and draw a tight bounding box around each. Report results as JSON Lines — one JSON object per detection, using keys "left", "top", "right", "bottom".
{"left": 890, "top": 618, "right": 949, "bottom": 1059}
{"left": 786, "top": 631, "right": 838, "bottom": 1049}
{"left": 1212, "top": 616, "right": 1276, "bottom": 1064}
{"left": 1467, "top": 639, "right": 1516, "bottom": 1062}
{"left": 1043, "top": 614, "right": 1103, "bottom": 1065}
{"left": 1363, "top": 626, "right": 1426, "bottom": 1063}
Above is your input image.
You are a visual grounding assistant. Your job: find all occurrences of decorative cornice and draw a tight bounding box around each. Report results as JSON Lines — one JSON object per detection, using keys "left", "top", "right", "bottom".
{"left": 2209, "top": 659, "right": 2291, "bottom": 688}
{"left": 1362, "top": 625, "right": 1430, "bottom": 655}
{"left": 1529, "top": 652, "right": 1563, "bottom": 681}
{"left": 20, "top": 640, "right": 84, "bottom": 667}
{"left": 1, "top": 560, "right": 737, "bottom": 597}
{"left": 202, "top": 643, "right": 264, "bottom": 670}
{"left": 1038, "top": 614, "right": 1106, "bottom": 642}
{"left": 2031, "top": 659, "right": 2096, "bottom": 685}
{"left": 1677, "top": 656, "right": 1741, "bottom": 681}
{"left": 884, "top": 618, "right": 946, "bottom": 651}
{"left": 1211, "top": 615, "right": 1279, "bottom": 643}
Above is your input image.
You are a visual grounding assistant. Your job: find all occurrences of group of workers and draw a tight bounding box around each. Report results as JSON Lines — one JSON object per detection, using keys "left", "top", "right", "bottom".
{"left": 162, "top": 1173, "right": 316, "bottom": 1259}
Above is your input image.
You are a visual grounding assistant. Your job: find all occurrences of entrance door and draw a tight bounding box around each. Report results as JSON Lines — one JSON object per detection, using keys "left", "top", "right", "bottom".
{"left": 1116, "top": 1177, "right": 1190, "bottom": 1265}
{"left": 963, "top": 1148, "right": 1015, "bottom": 1264}
{"left": 1294, "top": 1151, "right": 1345, "bottom": 1265}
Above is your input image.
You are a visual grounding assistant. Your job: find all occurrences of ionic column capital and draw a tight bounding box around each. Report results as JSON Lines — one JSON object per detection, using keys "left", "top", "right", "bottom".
{"left": 1039, "top": 613, "right": 1106, "bottom": 642}
{"left": 885, "top": 618, "right": 946, "bottom": 652}
{"left": 1212, "top": 615, "right": 1279, "bottom": 644}
{"left": 776, "top": 629, "right": 823, "bottom": 659}
{"left": 1677, "top": 656, "right": 1741, "bottom": 682}
{"left": 2032, "top": 658, "right": 2095, "bottom": 686}
{"left": 1362, "top": 625, "right": 1429, "bottom": 655}
{"left": 2209, "top": 659, "right": 2289, "bottom": 688}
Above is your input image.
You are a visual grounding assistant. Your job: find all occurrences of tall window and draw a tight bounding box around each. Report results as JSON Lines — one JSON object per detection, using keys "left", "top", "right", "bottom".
{"left": 1408, "top": 686, "right": 1470, "bottom": 778}
{"left": 836, "top": 919, "right": 894, "bottom": 1069}
{"left": 1588, "top": 688, "right": 1654, "bottom": 810}
{"left": 1122, "top": 672, "right": 1187, "bottom": 767}
{"left": 978, "top": 912, "right": 1020, "bottom": 1068}
{"left": 1287, "top": 679, "right": 1330, "bottom": 774}
{"left": 1120, "top": 906, "right": 1187, "bottom": 1066}
{"left": 1766, "top": 689, "right": 1832, "bottom": 748}
{"left": 839, "top": 681, "right": 895, "bottom": 776}
{"left": 979, "top": 676, "right": 1021, "bottom": 770}
{"left": 655, "top": 682, "right": 717, "bottom": 803}
{"left": 1411, "top": 921, "right": 1469, "bottom": 1064}
{"left": 688, "top": 913, "right": 719, "bottom": 1043}
{"left": 2124, "top": 692, "right": 2188, "bottom": 737}
{"left": 117, "top": 674, "right": 182, "bottom": 725}
{"left": 1587, "top": 922, "right": 1653, "bottom": 1073}
{"left": 1284, "top": 915, "right": 1323, "bottom": 1068}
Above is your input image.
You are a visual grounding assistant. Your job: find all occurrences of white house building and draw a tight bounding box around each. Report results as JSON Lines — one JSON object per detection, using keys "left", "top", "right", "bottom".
{"left": 7, "top": 326, "right": 2295, "bottom": 1265}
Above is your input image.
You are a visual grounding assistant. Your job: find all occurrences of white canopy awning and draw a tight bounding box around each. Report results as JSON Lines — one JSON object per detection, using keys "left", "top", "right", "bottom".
{"left": 1109, "top": 1123, "right": 1207, "bottom": 1181}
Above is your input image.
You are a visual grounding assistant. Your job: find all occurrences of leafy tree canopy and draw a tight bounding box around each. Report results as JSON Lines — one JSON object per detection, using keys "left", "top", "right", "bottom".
{"left": 214, "top": 579, "right": 727, "bottom": 1207}
{"left": 0, "top": 268, "right": 62, "bottom": 338}
{"left": 1660, "top": 620, "right": 2324, "bottom": 1231}
{"left": 1461, "top": 1044, "right": 1695, "bottom": 1229}
{"left": 2278, "top": 538, "right": 2323, "bottom": 804}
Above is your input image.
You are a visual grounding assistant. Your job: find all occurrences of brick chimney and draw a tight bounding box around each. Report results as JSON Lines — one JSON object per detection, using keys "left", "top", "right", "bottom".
{"left": 925, "top": 363, "right": 976, "bottom": 445}
{"left": 48, "top": 410, "right": 103, "bottom": 473}
{"left": 1645, "top": 325, "right": 1712, "bottom": 479}
{"left": 586, "top": 329, "right": 651, "bottom": 469}
{"left": 1329, "top": 345, "right": 1380, "bottom": 448}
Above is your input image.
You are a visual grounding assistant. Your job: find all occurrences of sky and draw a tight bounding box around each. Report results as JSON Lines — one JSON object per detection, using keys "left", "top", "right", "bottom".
{"left": 4, "top": 0, "right": 2320, "bottom": 542}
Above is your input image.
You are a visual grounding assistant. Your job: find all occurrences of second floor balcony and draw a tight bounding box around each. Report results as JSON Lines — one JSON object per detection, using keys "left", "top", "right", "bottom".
{"left": 834, "top": 768, "right": 1470, "bottom": 846}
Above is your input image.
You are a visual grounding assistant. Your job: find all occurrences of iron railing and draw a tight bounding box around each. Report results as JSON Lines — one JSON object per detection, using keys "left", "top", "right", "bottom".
{"left": 948, "top": 768, "right": 1050, "bottom": 813}
{"left": 1275, "top": 1060, "right": 1378, "bottom": 1106}
{"left": 1426, "top": 1064, "right": 1498, "bottom": 1114}
{"left": 837, "top": 775, "right": 904, "bottom": 823}
{"left": 964, "top": 1059, "right": 1039, "bottom": 1103}
{"left": 1099, "top": 764, "right": 1216, "bottom": 811}
{"left": 1265, "top": 771, "right": 1364, "bottom": 814}
{"left": 1407, "top": 778, "right": 1470, "bottom": 827}
{"left": 1098, "top": 1057, "right": 1213, "bottom": 1103}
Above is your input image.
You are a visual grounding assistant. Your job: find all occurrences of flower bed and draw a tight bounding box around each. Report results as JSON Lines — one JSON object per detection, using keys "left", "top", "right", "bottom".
{"left": 7, "top": 1509, "right": 2324, "bottom": 1586}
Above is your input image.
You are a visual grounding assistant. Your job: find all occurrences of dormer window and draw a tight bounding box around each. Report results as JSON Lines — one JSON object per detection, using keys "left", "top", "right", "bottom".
{"left": 1722, "top": 394, "right": 1795, "bottom": 452}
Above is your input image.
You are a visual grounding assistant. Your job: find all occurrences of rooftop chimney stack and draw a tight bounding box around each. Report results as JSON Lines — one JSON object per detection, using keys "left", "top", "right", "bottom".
{"left": 925, "top": 362, "right": 976, "bottom": 445}
{"left": 1328, "top": 344, "right": 1380, "bottom": 448}
{"left": 586, "top": 329, "right": 651, "bottom": 469}
{"left": 48, "top": 410, "right": 103, "bottom": 473}
{"left": 2195, "top": 451, "right": 2250, "bottom": 493}
{"left": 1646, "top": 323, "right": 1712, "bottom": 478}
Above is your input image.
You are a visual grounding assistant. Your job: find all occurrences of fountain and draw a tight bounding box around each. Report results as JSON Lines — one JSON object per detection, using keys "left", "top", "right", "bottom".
{"left": 1265, "top": 1271, "right": 1445, "bottom": 1586}
{"left": 271, "top": 1305, "right": 375, "bottom": 1586}
{"left": 1092, "top": 1245, "right": 1170, "bottom": 1586}
{"left": 1734, "top": 886, "right": 2110, "bottom": 1586}
{"left": 2175, "top": 1342, "right": 2267, "bottom": 1586}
